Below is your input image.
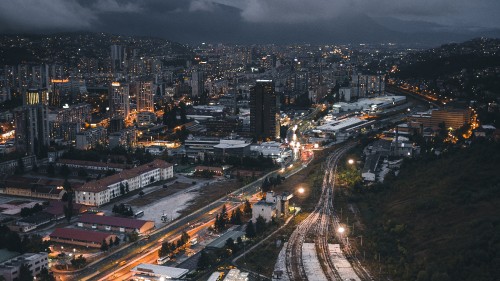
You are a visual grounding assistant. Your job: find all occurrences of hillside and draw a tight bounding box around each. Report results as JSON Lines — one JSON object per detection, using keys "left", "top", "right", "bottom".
{"left": 352, "top": 142, "right": 500, "bottom": 280}
{"left": 0, "top": 32, "right": 191, "bottom": 65}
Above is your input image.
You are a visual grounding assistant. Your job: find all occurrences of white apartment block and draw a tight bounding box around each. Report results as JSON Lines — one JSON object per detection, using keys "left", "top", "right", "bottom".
{"left": 74, "top": 159, "right": 173, "bottom": 206}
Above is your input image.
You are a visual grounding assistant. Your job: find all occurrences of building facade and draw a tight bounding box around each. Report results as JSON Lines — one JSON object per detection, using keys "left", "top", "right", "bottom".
{"left": 109, "top": 82, "right": 130, "bottom": 119}
{"left": 249, "top": 80, "right": 280, "bottom": 140}
{"left": 137, "top": 80, "right": 155, "bottom": 112}
{"left": 74, "top": 160, "right": 173, "bottom": 206}
{"left": 0, "top": 253, "right": 49, "bottom": 281}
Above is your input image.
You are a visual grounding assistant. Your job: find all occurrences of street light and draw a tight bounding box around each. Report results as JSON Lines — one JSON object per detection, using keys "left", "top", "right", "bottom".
{"left": 298, "top": 187, "right": 305, "bottom": 194}
{"left": 348, "top": 159, "right": 354, "bottom": 165}
{"left": 338, "top": 226, "right": 345, "bottom": 234}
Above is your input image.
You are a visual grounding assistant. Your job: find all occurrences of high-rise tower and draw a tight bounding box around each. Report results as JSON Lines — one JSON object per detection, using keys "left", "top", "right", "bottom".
{"left": 109, "top": 82, "right": 130, "bottom": 120}
{"left": 249, "top": 80, "right": 280, "bottom": 141}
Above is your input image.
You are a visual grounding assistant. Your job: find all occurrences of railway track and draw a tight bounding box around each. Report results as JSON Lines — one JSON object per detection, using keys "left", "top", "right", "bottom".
{"left": 285, "top": 143, "right": 356, "bottom": 280}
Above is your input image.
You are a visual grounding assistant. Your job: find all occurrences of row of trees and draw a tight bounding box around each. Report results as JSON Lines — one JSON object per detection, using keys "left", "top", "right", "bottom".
{"left": 197, "top": 215, "right": 272, "bottom": 272}
{"left": 100, "top": 236, "right": 121, "bottom": 251}
{"left": 60, "top": 146, "right": 154, "bottom": 165}
{"left": 158, "top": 231, "right": 190, "bottom": 258}
{"left": 261, "top": 175, "right": 285, "bottom": 193}
{"left": 20, "top": 203, "right": 44, "bottom": 217}
{"left": 0, "top": 225, "right": 50, "bottom": 254}
{"left": 244, "top": 215, "right": 269, "bottom": 238}
{"left": 162, "top": 101, "right": 188, "bottom": 128}
{"left": 197, "top": 236, "right": 245, "bottom": 270}
{"left": 213, "top": 201, "right": 252, "bottom": 233}
{"left": 112, "top": 203, "right": 134, "bottom": 217}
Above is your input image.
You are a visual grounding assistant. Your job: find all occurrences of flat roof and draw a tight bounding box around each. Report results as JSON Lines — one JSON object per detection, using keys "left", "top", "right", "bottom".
{"left": 317, "top": 117, "right": 366, "bottom": 132}
{"left": 78, "top": 214, "right": 153, "bottom": 229}
{"left": 0, "top": 249, "right": 20, "bottom": 264}
{"left": 132, "top": 263, "right": 188, "bottom": 278}
{"left": 207, "top": 230, "right": 245, "bottom": 249}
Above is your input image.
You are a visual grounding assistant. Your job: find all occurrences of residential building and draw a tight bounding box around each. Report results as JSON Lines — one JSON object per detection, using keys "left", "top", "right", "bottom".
{"left": 109, "top": 82, "right": 130, "bottom": 119}
{"left": 49, "top": 103, "right": 91, "bottom": 141}
{"left": 191, "top": 70, "right": 204, "bottom": 97}
{"left": 137, "top": 80, "right": 154, "bottom": 112}
{"left": 109, "top": 128, "right": 137, "bottom": 149}
{"left": 74, "top": 160, "right": 173, "bottom": 206}
{"left": 75, "top": 127, "right": 107, "bottom": 150}
{"left": 0, "top": 252, "right": 48, "bottom": 281}
{"left": 351, "top": 73, "right": 385, "bottom": 98}
{"left": 137, "top": 111, "right": 157, "bottom": 125}
{"left": 76, "top": 214, "right": 154, "bottom": 234}
{"left": 49, "top": 228, "right": 116, "bottom": 248}
{"left": 14, "top": 89, "right": 50, "bottom": 155}
{"left": 249, "top": 80, "right": 280, "bottom": 140}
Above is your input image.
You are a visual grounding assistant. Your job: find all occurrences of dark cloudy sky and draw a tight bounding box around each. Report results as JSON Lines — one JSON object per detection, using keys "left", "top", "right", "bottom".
{"left": 1, "top": 0, "right": 499, "bottom": 45}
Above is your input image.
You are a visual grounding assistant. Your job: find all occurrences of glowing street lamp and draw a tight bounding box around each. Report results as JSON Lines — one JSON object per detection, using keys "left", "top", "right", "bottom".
{"left": 348, "top": 159, "right": 354, "bottom": 165}
{"left": 298, "top": 187, "right": 305, "bottom": 194}
{"left": 338, "top": 226, "right": 345, "bottom": 234}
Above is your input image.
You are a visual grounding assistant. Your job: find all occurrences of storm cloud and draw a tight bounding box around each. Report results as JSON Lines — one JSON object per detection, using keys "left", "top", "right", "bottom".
{"left": 0, "top": 0, "right": 499, "bottom": 44}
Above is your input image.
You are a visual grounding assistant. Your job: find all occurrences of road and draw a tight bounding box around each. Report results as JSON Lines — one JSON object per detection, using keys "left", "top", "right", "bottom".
{"left": 54, "top": 154, "right": 312, "bottom": 281}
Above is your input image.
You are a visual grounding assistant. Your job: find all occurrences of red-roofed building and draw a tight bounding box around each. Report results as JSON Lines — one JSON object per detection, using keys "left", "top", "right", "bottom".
{"left": 76, "top": 214, "right": 154, "bottom": 234}
{"left": 74, "top": 159, "right": 173, "bottom": 206}
{"left": 49, "top": 228, "right": 117, "bottom": 248}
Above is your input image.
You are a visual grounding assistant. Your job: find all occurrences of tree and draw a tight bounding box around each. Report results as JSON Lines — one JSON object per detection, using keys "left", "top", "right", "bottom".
{"left": 59, "top": 164, "right": 71, "bottom": 178}
{"left": 127, "top": 232, "right": 139, "bottom": 242}
{"left": 245, "top": 220, "right": 256, "bottom": 238}
{"left": 100, "top": 239, "right": 108, "bottom": 251}
{"left": 114, "top": 236, "right": 120, "bottom": 246}
{"left": 125, "top": 182, "right": 130, "bottom": 193}
{"left": 230, "top": 208, "right": 243, "bottom": 225}
{"left": 18, "top": 264, "right": 33, "bottom": 281}
{"left": 63, "top": 178, "right": 72, "bottom": 191}
{"left": 179, "top": 101, "right": 188, "bottom": 124}
{"left": 38, "top": 267, "right": 55, "bottom": 281}
{"left": 225, "top": 238, "right": 236, "bottom": 253}
{"left": 243, "top": 200, "right": 252, "bottom": 214}
{"left": 220, "top": 204, "right": 229, "bottom": 227}
{"left": 6, "top": 231, "right": 22, "bottom": 252}
{"left": 78, "top": 169, "right": 88, "bottom": 178}
{"left": 197, "top": 250, "right": 212, "bottom": 270}
{"left": 71, "top": 255, "right": 87, "bottom": 269}
{"left": 255, "top": 215, "right": 267, "bottom": 235}
{"left": 138, "top": 190, "right": 145, "bottom": 197}
{"left": 64, "top": 192, "right": 74, "bottom": 222}
{"left": 47, "top": 163, "right": 55, "bottom": 176}
{"left": 119, "top": 182, "right": 125, "bottom": 195}
{"left": 180, "top": 231, "right": 190, "bottom": 245}
{"left": 150, "top": 176, "right": 155, "bottom": 184}
{"left": 14, "top": 157, "right": 25, "bottom": 175}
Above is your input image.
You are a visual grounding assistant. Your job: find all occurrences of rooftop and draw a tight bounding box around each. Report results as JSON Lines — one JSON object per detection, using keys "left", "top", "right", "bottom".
{"left": 78, "top": 214, "right": 153, "bottom": 229}
{"left": 76, "top": 159, "right": 172, "bottom": 193}
{"left": 58, "top": 159, "right": 127, "bottom": 170}
{"left": 50, "top": 228, "right": 115, "bottom": 244}
{"left": 131, "top": 263, "right": 189, "bottom": 278}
